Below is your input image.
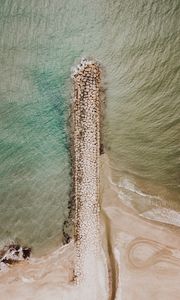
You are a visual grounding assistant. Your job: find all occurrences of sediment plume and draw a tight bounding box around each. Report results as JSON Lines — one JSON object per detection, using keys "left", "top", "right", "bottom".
{"left": 71, "top": 58, "right": 101, "bottom": 285}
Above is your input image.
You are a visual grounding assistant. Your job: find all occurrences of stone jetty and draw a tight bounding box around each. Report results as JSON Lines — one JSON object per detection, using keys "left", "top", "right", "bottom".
{"left": 71, "top": 58, "right": 101, "bottom": 285}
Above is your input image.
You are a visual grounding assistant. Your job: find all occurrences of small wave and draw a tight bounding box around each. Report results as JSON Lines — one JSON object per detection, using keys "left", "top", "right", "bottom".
{"left": 118, "top": 178, "right": 162, "bottom": 202}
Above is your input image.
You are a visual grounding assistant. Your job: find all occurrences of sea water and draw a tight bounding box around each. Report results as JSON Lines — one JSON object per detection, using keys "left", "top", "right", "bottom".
{"left": 0, "top": 0, "right": 179, "bottom": 254}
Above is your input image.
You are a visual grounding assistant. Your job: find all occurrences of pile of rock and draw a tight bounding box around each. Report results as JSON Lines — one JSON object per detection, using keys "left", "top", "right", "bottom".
{"left": 0, "top": 244, "right": 31, "bottom": 271}
{"left": 71, "top": 58, "right": 101, "bottom": 284}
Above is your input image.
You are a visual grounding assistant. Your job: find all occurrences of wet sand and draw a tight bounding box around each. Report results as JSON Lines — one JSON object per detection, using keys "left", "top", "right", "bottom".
{"left": 101, "top": 154, "right": 180, "bottom": 300}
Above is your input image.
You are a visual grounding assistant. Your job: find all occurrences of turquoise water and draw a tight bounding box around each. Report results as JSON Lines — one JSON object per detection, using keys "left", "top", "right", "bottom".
{"left": 0, "top": 0, "right": 179, "bottom": 253}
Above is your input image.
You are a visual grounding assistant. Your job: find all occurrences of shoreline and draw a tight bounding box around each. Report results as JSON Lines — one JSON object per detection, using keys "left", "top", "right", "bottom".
{"left": 0, "top": 154, "right": 180, "bottom": 299}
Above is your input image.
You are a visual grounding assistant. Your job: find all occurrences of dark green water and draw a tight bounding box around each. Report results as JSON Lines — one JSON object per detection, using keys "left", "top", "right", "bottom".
{"left": 0, "top": 0, "right": 179, "bottom": 253}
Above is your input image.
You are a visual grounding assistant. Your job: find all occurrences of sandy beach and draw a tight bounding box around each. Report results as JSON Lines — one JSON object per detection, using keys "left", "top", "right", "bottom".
{"left": 101, "top": 154, "right": 180, "bottom": 300}
{"left": 0, "top": 153, "right": 180, "bottom": 300}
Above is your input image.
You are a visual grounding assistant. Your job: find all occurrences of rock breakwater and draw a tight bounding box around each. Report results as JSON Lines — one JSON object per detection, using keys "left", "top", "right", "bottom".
{"left": 71, "top": 58, "right": 101, "bottom": 285}
{"left": 0, "top": 244, "right": 31, "bottom": 271}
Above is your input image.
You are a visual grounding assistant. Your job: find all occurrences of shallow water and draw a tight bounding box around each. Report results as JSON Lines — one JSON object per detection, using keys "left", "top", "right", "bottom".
{"left": 0, "top": 0, "right": 179, "bottom": 254}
